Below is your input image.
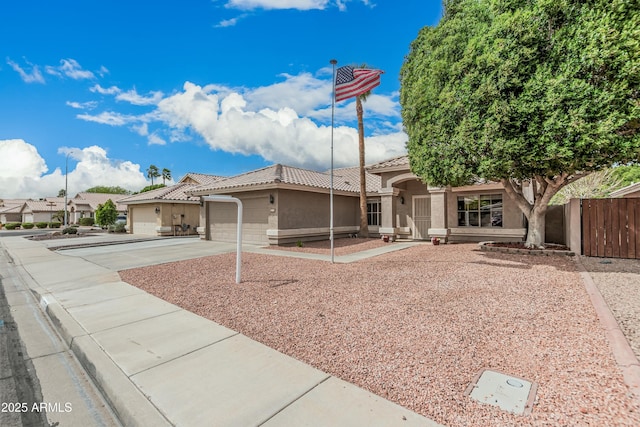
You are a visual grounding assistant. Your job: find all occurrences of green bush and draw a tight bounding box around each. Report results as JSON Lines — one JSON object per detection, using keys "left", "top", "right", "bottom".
{"left": 49, "top": 222, "right": 61, "bottom": 228}
{"left": 62, "top": 227, "right": 78, "bottom": 235}
{"left": 79, "top": 217, "right": 94, "bottom": 226}
{"left": 5, "top": 222, "right": 21, "bottom": 230}
{"left": 108, "top": 223, "right": 127, "bottom": 233}
{"left": 35, "top": 222, "right": 48, "bottom": 229}
{"left": 22, "top": 223, "right": 34, "bottom": 229}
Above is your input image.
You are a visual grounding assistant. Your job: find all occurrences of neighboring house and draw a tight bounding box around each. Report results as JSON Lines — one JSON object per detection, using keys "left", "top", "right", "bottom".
{"left": 367, "top": 155, "right": 527, "bottom": 242}
{"left": 0, "top": 199, "right": 27, "bottom": 224}
{"left": 610, "top": 182, "right": 640, "bottom": 198}
{"left": 67, "top": 193, "right": 128, "bottom": 224}
{"left": 20, "top": 198, "right": 66, "bottom": 223}
{"left": 188, "top": 164, "right": 381, "bottom": 245}
{"left": 119, "top": 173, "right": 223, "bottom": 236}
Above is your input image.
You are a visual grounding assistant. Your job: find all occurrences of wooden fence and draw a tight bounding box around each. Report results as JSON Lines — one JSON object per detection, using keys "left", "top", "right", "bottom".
{"left": 582, "top": 198, "right": 640, "bottom": 259}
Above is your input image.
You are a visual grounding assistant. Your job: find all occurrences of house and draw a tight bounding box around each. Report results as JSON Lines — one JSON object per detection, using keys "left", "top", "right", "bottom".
{"left": 0, "top": 199, "right": 28, "bottom": 224}
{"left": 20, "top": 198, "right": 67, "bottom": 224}
{"left": 119, "top": 173, "right": 223, "bottom": 236}
{"left": 67, "top": 193, "right": 128, "bottom": 224}
{"left": 367, "top": 155, "right": 527, "bottom": 242}
{"left": 187, "top": 164, "right": 381, "bottom": 245}
{"left": 610, "top": 182, "right": 640, "bottom": 198}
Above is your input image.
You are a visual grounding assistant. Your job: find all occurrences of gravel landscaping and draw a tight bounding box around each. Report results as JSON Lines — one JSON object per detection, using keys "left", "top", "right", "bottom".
{"left": 120, "top": 242, "right": 640, "bottom": 426}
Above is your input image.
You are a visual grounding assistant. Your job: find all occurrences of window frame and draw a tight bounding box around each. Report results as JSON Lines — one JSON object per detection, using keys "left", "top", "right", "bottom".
{"left": 457, "top": 194, "right": 503, "bottom": 228}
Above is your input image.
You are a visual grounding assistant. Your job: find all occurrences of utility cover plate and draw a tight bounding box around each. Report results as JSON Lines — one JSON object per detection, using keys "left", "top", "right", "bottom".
{"left": 465, "top": 369, "right": 537, "bottom": 415}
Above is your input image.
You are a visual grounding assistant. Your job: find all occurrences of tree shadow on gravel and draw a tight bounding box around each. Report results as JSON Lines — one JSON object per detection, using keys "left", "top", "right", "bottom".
{"left": 475, "top": 250, "right": 579, "bottom": 272}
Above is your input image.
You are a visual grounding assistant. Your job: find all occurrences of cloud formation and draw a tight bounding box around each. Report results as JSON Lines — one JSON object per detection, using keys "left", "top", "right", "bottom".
{"left": 77, "top": 69, "right": 407, "bottom": 170}
{"left": 0, "top": 140, "right": 148, "bottom": 198}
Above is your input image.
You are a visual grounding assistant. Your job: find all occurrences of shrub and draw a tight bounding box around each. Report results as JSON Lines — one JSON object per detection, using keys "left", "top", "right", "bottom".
{"left": 79, "top": 217, "right": 94, "bottom": 226}
{"left": 62, "top": 227, "right": 78, "bottom": 235}
{"left": 5, "top": 222, "right": 21, "bottom": 230}
{"left": 22, "top": 223, "right": 34, "bottom": 229}
{"left": 35, "top": 222, "right": 48, "bottom": 228}
{"left": 49, "top": 222, "right": 61, "bottom": 228}
{"left": 108, "top": 223, "right": 127, "bottom": 233}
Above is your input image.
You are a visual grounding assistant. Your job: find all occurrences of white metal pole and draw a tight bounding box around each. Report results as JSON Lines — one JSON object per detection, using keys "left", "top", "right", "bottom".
{"left": 64, "top": 153, "right": 69, "bottom": 226}
{"left": 330, "top": 59, "right": 337, "bottom": 263}
{"left": 203, "top": 195, "right": 243, "bottom": 284}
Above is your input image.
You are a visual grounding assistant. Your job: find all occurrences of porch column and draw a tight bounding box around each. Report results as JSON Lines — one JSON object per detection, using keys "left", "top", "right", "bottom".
{"left": 379, "top": 187, "right": 400, "bottom": 237}
{"left": 427, "top": 185, "right": 449, "bottom": 240}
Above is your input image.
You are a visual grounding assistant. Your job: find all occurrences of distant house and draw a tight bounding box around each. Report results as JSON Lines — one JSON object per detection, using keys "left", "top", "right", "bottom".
{"left": 119, "top": 173, "right": 223, "bottom": 236}
{"left": 20, "top": 198, "right": 66, "bottom": 224}
{"left": 68, "top": 193, "right": 128, "bottom": 224}
{"left": 187, "top": 164, "right": 381, "bottom": 245}
{"left": 0, "top": 199, "right": 28, "bottom": 224}
{"left": 610, "top": 182, "right": 640, "bottom": 198}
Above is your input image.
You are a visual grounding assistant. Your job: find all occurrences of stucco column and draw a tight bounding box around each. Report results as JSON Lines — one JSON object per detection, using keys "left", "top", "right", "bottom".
{"left": 427, "top": 185, "right": 449, "bottom": 240}
{"left": 379, "top": 187, "right": 400, "bottom": 236}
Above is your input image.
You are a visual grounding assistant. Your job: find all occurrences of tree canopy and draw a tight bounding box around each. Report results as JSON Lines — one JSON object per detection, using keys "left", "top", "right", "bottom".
{"left": 95, "top": 199, "right": 118, "bottom": 226}
{"left": 401, "top": 0, "right": 639, "bottom": 246}
{"left": 85, "top": 186, "right": 131, "bottom": 194}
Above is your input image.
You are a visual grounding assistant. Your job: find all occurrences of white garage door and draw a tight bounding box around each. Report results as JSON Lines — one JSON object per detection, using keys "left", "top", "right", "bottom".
{"left": 131, "top": 206, "right": 158, "bottom": 235}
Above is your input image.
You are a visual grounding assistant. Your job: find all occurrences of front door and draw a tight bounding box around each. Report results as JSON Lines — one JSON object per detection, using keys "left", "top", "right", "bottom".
{"left": 413, "top": 195, "right": 431, "bottom": 240}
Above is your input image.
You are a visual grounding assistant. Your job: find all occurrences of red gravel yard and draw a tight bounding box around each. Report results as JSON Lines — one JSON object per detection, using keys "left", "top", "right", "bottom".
{"left": 119, "top": 242, "right": 640, "bottom": 426}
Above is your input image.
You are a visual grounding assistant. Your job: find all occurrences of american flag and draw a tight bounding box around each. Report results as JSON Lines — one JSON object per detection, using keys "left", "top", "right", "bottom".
{"left": 334, "top": 66, "right": 383, "bottom": 102}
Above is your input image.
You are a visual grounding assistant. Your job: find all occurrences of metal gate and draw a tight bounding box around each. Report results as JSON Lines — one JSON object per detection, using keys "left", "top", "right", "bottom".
{"left": 412, "top": 195, "right": 431, "bottom": 240}
{"left": 582, "top": 198, "right": 640, "bottom": 259}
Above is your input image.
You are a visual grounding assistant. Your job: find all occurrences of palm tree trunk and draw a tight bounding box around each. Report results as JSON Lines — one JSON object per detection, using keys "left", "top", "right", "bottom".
{"left": 356, "top": 97, "right": 369, "bottom": 238}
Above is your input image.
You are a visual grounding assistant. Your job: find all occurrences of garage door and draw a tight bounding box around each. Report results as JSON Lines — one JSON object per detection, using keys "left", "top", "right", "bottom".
{"left": 131, "top": 206, "right": 158, "bottom": 235}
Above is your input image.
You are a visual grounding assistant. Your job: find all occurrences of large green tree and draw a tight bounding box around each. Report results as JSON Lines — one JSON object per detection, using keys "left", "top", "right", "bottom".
{"left": 95, "top": 199, "right": 118, "bottom": 227}
{"left": 401, "top": 0, "right": 639, "bottom": 247}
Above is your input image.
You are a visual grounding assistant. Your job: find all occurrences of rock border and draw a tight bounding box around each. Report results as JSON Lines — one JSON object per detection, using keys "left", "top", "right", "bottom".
{"left": 478, "top": 241, "right": 575, "bottom": 257}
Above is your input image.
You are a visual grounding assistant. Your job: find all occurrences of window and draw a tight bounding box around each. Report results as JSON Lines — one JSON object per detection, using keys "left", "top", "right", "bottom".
{"left": 457, "top": 194, "right": 502, "bottom": 227}
{"left": 367, "top": 201, "right": 381, "bottom": 226}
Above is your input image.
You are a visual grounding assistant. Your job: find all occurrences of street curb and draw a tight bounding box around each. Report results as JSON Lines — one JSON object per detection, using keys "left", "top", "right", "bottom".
{"left": 576, "top": 258, "right": 640, "bottom": 404}
{"left": 41, "top": 297, "right": 172, "bottom": 427}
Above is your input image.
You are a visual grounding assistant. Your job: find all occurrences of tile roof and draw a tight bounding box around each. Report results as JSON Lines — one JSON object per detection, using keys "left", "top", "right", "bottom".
{"left": 119, "top": 183, "right": 200, "bottom": 203}
{"left": 22, "top": 200, "right": 66, "bottom": 212}
{"left": 367, "top": 155, "right": 410, "bottom": 172}
{"left": 189, "top": 164, "right": 381, "bottom": 195}
{"left": 178, "top": 173, "right": 224, "bottom": 186}
{"left": 69, "top": 193, "right": 128, "bottom": 211}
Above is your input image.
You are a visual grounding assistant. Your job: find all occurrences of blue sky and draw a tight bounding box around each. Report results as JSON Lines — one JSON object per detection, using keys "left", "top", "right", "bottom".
{"left": 0, "top": 0, "right": 442, "bottom": 198}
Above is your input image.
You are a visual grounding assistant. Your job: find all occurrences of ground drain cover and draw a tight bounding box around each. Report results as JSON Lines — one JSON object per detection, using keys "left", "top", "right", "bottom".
{"left": 465, "top": 369, "right": 537, "bottom": 415}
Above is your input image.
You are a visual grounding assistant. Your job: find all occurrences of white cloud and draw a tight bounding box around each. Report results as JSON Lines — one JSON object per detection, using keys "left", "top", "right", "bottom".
{"left": 225, "top": 0, "right": 329, "bottom": 10}
{"left": 45, "top": 58, "right": 95, "bottom": 80}
{"left": 6, "top": 58, "right": 45, "bottom": 84}
{"left": 90, "top": 84, "right": 121, "bottom": 95}
{"left": 153, "top": 81, "right": 405, "bottom": 169}
{"left": 0, "top": 140, "right": 148, "bottom": 199}
{"left": 116, "top": 88, "right": 164, "bottom": 106}
{"left": 77, "top": 67, "right": 405, "bottom": 171}
{"left": 147, "top": 133, "right": 167, "bottom": 146}
{"left": 77, "top": 111, "right": 138, "bottom": 126}
{"left": 66, "top": 100, "right": 98, "bottom": 110}
{"left": 222, "top": 0, "right": 371, "bottom": 11}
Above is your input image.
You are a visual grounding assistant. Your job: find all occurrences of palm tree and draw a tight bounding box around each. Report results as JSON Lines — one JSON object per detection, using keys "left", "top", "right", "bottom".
{"left": 162, "top": 168, "right": 172, "bottom": 185}
{"left": 356, "top": 90, "right": 370, "bottom": 238}
{"left": 146, "top": 165, "right": 160, "bottom": 185}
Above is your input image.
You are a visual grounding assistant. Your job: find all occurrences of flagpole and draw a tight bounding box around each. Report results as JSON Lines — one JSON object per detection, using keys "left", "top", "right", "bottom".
{"left": 330, "top": 59, "right": 337, "bottom": 263}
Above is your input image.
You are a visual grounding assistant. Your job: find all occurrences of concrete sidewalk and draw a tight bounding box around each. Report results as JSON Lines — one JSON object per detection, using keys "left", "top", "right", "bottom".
{"left": 1, "top": 236, "right": 441, "bottom": 427}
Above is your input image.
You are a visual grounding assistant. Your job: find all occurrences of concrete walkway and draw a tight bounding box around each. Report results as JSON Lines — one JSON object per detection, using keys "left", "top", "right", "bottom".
{"left": 1, "top": 235, "right": 441, "bottom": 427}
